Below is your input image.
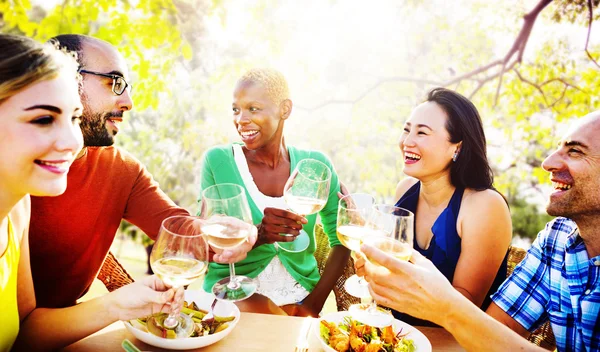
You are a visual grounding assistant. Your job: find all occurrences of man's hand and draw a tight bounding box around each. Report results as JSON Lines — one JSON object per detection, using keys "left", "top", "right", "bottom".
{"left": 255, "top": 207, "right": 307, "bottom": 246}
{"left": 361, "top": 243, "right": 460, "bottom": 325}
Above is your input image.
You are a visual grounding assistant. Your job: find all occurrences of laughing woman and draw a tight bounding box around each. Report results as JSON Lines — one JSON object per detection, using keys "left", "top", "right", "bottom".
{"left": 198, "top": 68, "right": 350, "bottom": 317}
{"left": 362, "top": 88, "right": 512, "bottom": 326}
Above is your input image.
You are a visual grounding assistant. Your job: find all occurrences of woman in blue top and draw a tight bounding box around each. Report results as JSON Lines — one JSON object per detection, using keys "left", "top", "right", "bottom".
{"left": 380, "top": 88, "right": 512, "bottom": 326}
{"left": 199, "top": 68, "right": 350, "bottom": 317}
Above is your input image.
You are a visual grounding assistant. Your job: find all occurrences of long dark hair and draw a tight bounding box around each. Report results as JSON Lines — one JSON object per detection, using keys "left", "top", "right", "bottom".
{"left": 426, "top": 88, "right": 493, "bottom": 190}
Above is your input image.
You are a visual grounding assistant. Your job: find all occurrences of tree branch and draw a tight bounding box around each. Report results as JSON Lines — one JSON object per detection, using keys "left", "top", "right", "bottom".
{"left": 513, "top": 68, "right": 587, "bottom": 109}
{"left": 585, "top": 0, "right": 600, "bottom": 69}
{"left": 468, "top": 59, "right": 518, "bottom": 99}
{"left": 296, "top": 0, "right": 553, "bottom": 111}
{"left": 513, "top": 68, "right": 551, "bottom": 107}
{"left": 444, "top": 0, "right": 552, "bottom": 87}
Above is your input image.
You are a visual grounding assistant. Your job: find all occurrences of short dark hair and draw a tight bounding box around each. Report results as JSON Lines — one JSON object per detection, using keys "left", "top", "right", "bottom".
{"left": 426, "top": 87, "right": 494, "bottom": 190}
{"left": 49, "top": 34, "right": 86, "bottom": 65}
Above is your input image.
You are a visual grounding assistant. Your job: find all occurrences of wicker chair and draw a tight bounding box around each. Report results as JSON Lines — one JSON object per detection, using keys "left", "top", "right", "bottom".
{"left": 314, "top": 224, "right": 360, "bottom": 311}
{"left": 507, "top": 246, "right": 556, "bottom": 350}
{"left": 96, "top": 251, "right": 134, "bottom": 292}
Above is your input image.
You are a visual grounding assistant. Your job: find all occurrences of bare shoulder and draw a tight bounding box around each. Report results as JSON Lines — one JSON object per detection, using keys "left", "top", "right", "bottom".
{"left": 9, "top": 196, "right": 31, "bottom": 242}
{"left": 462, "top": 188, "right": 507, "bottom": 212}
{"left": 394, "top": 177, "right": 419, "bottom": 200}
{"left": 458, "top": 188, "right": 511, "bottom": 238}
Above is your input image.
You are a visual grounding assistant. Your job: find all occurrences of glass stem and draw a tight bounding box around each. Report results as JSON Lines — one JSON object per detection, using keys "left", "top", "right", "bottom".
{"left": 227, "top": 263, "right": 239, "bottom": 289}
{"left": 367, "top": 298, "right": 378, "bottom": 313}
{"left": 164, "top": 285, "right": 180, "bottom": 328}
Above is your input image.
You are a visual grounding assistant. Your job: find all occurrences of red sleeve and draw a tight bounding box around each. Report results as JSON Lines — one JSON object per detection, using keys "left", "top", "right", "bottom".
{"left": 123, "top": 163, "right": 189, "bottom": 240}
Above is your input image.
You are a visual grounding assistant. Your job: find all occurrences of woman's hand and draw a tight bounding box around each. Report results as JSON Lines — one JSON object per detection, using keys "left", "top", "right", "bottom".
{"left": 337, "top": 181, "right": 350, "bottom": 200}
{"left": 105, "top": 275, "right": 185, "bottom": 321}
{"left": 361, "top": 243, "right": 460, "bottom": 325}
{"left": 255, "top": 207, "right": 307, "bottom": 246}
{"left": 354, "top": 251, "right": 367, "bottom": 277}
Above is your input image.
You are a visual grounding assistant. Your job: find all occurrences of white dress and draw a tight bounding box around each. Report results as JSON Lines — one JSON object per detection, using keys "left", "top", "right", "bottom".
{"left": 232, "top": 144, "right": 310, "bottom": 306}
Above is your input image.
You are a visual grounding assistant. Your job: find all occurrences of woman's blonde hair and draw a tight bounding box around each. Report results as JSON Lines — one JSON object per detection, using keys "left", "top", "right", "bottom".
{"left": 237, "top": 68, "right": 290, "bottom": 105}
{"left": 0, "top": 34, "right": 80, "bottom": 104}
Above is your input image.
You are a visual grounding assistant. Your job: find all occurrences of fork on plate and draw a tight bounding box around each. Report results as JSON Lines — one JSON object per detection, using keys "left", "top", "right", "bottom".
{"left": 202, "top": 298, "right": 218, "bottom": 325}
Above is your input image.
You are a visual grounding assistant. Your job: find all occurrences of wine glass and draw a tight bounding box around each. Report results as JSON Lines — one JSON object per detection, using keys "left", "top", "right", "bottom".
{"left": 336, "top": 193, "right": 376, "bottom": 297}
{"left": 148, "top": 215, "right": 210, "bottom": 338}
{"left": 350, "top": 204, "right": 414, "bottom": 328}
{"left": 280, "top": 158, "right": 332, "bottom": 253}
{"left": 200, "top": 183, "right": 257, "bottom": 301}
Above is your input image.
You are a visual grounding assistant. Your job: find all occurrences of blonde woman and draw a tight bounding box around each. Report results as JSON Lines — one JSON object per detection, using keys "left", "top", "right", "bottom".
{"left": 0, "top": 34, "right": 177, "bottom": 352}
{"left": 198, "top": 69, "right": 350, "bottom": 316}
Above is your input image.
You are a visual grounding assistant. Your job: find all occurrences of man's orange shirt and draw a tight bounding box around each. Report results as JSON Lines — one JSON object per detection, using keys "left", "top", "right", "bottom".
{"left": 29, "top": 146, "right": 188, "bottom": 308}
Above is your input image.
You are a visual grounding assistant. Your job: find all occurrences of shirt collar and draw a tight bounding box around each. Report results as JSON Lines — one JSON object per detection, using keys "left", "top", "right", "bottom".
{"left": 565, "top": 226, "right": 582, "bottom": 249}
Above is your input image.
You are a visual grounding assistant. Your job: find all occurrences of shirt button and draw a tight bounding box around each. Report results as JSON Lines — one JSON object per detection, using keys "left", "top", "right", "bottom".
{"left": 585, "top": 289, "right": 591, "bottom": 295}
{"left": 594, "top": 260, "right": 600, "bottom": 266}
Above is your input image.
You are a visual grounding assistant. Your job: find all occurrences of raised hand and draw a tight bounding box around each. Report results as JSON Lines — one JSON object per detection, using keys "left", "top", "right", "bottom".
{"left": 361, "top": 243, "right": 457, "bottom": 324}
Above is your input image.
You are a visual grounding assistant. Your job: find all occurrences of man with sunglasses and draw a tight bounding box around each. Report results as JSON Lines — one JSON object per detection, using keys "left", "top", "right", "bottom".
{"left": 28, "top": 35, "right": 255, "bottom": 317}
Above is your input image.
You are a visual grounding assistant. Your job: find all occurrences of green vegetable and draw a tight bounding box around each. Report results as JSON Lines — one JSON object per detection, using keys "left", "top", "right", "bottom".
{"left": 396, "top": 338, "right": 416, "bottom": 352}
{"left": 121, "top": 339, "right": 142, "bottom": 352}
{"left": 320, "top": 323, "right": 330, "bottom": 342}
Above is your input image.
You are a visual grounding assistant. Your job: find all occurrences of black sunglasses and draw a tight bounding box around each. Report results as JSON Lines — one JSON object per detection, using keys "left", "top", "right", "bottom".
{"left": 79, "top": 69, "right": 131, "bottom": 95}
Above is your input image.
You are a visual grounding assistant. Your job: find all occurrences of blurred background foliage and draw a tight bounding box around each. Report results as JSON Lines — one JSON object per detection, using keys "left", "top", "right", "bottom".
{"left": 1, "top": 0, "right": 599, "bottom": 244}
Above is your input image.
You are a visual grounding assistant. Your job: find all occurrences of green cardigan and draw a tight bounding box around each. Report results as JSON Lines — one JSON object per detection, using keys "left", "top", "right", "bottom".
{"left": 198, "top": 143, "right": 341, "bottom": 292}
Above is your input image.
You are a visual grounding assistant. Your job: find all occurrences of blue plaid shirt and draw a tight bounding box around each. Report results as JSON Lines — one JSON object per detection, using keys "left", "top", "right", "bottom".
{"left": 492, "top": 217, "right": 600, "bottom": 351}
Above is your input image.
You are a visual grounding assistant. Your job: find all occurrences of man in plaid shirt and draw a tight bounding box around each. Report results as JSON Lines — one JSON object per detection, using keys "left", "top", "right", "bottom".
{"left": 487, "top": 113, "right": 600, "bottom": 351}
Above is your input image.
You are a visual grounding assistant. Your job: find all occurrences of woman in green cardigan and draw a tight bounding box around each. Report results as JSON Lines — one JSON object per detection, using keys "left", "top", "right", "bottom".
{"left": 198, "top": 68, "right": 350, "bottom": 317}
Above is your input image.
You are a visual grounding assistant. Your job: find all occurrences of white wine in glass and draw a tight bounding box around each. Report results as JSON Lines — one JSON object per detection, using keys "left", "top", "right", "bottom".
{"left": 336, "top": 193, "right": 376, "bottom": 298}
{"left": 284, "top": 195, "right": 327, "bottom": 215}
{"left": 152, "top": 257, "right": 207, "bottom": 288}
{"left": 280, "top": 158, "right": 332, "bottom": 253}
{"left": 202, "top": 218, "right": 253, "bottom": 250}
{"left": 349, "top": 205, "right": 414, "bottom": 328}
{"left": 362, "top": 236, "right": 412, "bottom": 262}
{"left": 148, "top": 215, "right": 209, "bottom": 338}
{"left": 200, "top": 183, "right": 257, "bottom": 302}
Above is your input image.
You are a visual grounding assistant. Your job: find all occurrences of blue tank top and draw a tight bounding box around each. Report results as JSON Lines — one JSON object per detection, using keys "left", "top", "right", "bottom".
{"left": 391, "top": 182, "right": 507, "bottom": 326}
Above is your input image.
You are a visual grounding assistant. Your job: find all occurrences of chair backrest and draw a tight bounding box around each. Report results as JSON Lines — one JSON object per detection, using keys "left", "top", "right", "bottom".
{"left": 97, "top": 251, "right": 134, "bottom": 292}
{"left": 507, "top": 246, "right": 556, "bottom": 350}
{"left": 314, "top": 224, "right": 360, "bottom": 311}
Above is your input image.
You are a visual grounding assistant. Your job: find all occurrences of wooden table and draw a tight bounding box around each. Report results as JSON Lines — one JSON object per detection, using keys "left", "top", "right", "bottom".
{"left": 63, "top": 312, "right": 464, "bottom": 351}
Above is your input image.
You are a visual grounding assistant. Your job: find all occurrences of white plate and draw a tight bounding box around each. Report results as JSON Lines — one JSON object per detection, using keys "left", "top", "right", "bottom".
{"left": 124, "top": 290, "right": 240, "bottom": 350}
{"left": 313, "top": 311, "right": 432, "bottom": 352}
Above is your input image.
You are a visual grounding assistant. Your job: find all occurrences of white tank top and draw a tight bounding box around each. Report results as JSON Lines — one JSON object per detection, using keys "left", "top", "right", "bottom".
{"left": 232, "top": 144, "right": 310, "bottom": 306}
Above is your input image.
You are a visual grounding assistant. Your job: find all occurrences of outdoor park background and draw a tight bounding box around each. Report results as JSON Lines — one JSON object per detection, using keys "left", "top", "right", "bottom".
{"left": 1, "top": 0, "right": 599, "bottom": 304}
